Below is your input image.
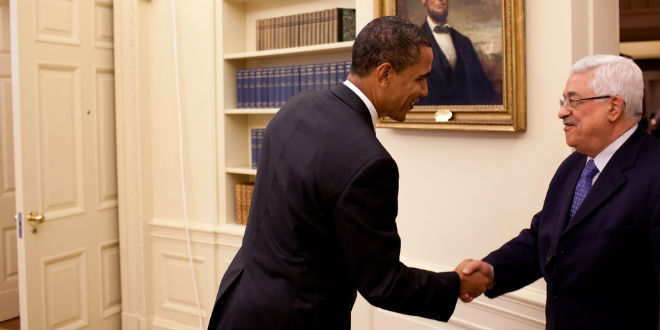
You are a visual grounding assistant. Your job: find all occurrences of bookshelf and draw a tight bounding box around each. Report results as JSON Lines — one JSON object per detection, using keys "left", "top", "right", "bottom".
{"left": 218, "top": 0, "right": 362, "bottom": 233}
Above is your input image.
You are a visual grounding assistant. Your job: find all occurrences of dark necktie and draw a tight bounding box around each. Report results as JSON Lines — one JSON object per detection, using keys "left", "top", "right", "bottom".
{"left": 569, "top": 159, "right": 599, "bottom": 219}
{"left": 433, "top": 25, "right": 452, "bottom": 34}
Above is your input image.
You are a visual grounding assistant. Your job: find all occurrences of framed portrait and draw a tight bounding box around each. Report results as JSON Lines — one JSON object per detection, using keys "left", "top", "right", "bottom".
{"left": 376, "top": 0, "right": 526, "bottom": 131}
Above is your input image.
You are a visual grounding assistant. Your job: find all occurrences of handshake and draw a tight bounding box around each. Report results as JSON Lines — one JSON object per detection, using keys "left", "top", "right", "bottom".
{"left": 454, "top": 259, "right": 493, "bottom": 303}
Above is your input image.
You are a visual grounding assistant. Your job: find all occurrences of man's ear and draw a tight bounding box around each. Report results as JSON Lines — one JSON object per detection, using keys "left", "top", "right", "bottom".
{"left": 375, "top": 63, "right": 392, "bottom": 87}
{"left": 608, "top": 95, "right": 625, "bottom": 122}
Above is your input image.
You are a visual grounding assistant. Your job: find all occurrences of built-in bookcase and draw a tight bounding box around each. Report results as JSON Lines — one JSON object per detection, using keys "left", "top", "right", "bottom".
{"left": 218, "top": 0, "right": 360, "bottom": 235}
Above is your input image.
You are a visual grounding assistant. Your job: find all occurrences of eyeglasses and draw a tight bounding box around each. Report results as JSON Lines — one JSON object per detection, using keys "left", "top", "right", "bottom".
{"left": 559, "top": 95, "right": 612, "bottom": 110}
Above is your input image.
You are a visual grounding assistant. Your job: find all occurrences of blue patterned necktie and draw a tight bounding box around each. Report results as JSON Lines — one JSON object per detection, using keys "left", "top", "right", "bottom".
{"left": 569, "top": 159, "right": 599, "bottom": 219}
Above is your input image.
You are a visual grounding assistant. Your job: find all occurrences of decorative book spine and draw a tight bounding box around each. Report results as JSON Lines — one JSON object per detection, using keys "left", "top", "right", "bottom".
{"left": 313, "top": 63, "right": 322, "bottom": 91}
{"left": 321, "top": 63, "right": 330, "bottom": 90}
{"left": 292, "top": 65, "right": 301, "bottom": 97}
{"left": 277, "top": 67, "right": 285, "bottom": 107}
{"left": 244, "top": 183, "right": 254, "bottom": 225}
{"left": 284, "top": 66, "right": 294, "bottom": 106}
{"left": 257, "top": 129, "right": 264, "bottom": 168}
{"left": 235, "top": 184, "right": 242, "bottom": 224}
{"left": 240, "top": 183, "right": 247, "bottom": 224}
{"left": 247, "top": 69, "right": 256, "bottom": 108}
{"left": 338, "top": 8, "right": 356, "bottom": 42}
{"left": 251, "top": 128, "right": 259, "bottom": 169}
{"left": 237, "top": 69, "right": 245, "bottom": 108}
{"left": 328, "top": 62, "right": 338, "bottom": 88}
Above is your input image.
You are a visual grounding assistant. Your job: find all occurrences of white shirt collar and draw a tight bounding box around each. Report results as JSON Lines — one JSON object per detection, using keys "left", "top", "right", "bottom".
{"left": 343, "top": 80, "right": 378, "bottom": 130}
{"left": 588, "top": 124, "right": 637, "bottom": 182}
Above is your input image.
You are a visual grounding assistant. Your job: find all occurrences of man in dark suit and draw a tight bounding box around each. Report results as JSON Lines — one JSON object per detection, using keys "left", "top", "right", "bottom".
{"left": 416, "top": 0, "right": 498, "bottom": 105}
{"left": 207, "top": 16, "right": 491, "bottom": 330}
{"left": 462, "top": 54, "right": 660, "bottom": 329}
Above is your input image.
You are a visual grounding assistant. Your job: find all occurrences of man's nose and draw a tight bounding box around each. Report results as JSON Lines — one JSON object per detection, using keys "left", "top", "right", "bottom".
{"left": 558, "top": 104, "right": 570, "bottom": 119}
{"left": 421, "top": 79, "right": 429, "bottom": 97}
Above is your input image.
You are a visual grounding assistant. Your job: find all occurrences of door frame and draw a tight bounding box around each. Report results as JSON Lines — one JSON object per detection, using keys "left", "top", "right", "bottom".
{"left": 114, "top": 0, "right": 150, "bottom": 327}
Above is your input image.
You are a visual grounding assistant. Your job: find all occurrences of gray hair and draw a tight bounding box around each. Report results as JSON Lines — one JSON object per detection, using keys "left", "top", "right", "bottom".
{"left": 570, "top": 54, "right": 644, "bottom": 121}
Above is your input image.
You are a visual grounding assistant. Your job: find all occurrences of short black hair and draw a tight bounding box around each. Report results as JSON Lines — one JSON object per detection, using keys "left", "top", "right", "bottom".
{"left": 350, "top": 16, "right": 432, "bottom": 77}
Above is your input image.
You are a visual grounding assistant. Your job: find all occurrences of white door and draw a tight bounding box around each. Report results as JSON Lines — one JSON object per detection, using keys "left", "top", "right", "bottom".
{"left": 10, "top": 0, "right": 120, "bottom": 328}
{"left": 0, "top": 0, "right": 18, "bottom": 322}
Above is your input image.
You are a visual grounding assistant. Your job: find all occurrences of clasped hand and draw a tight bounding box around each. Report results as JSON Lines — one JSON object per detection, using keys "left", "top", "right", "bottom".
{"left": 454, "top": 259, "right": 493, "bottom": 303}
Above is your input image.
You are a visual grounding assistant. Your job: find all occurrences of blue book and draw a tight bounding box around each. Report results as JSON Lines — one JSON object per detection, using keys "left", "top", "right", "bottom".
{"left": 257, "top": 128, "right": 264, "bottom": 167}
{"left": 284, "top": 66, "right": 294, "bottom": 105}
{"left": 276, "top": 66, "right": 285, "bottom": 108}
{"left": 265, "top": 67, "right": 274, "bottom": 108}
{"left": 336, "top": 61, "right": 344, "bottom": 85}
{"left": 292, "top": 65, "right": 301, "bottom": 97}
{"left": 256, "top": 68, "right": 264, "bottom": 108}
{"left": 250, "top": 128, "right": 258, "bottom": 169}
{"left": 248, "top": 69, "right": 256, "bottom": 108}
{"left": 321, "top": 63, "right": 330, "bottom": 90}
{"left": 301, "top": 64, "right": 314, "bottom": 91}
{"left": 328, "top": 62, "right": 338, "bottom": 88}
{"left": 237, "top": 69, "right": 245, "bottom": 108}
{"left": 313, "top": 63, "right": 323, "bottom": 91}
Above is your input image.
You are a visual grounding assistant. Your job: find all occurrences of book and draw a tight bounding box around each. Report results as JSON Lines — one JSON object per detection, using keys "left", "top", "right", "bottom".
{"left": 250, "top": 128, "right": 259, "bottom": 169}
{"left": 247, "top": 69, "right": 256, "bottom": 108}
{"left": 237, "top": 69, "right": 246, "bottom": 108}
{"left": 337, "top": 8, "right": 356, "bottom": 42}
{"left": 235, "top": 184, "right": 242, "bottom": 224}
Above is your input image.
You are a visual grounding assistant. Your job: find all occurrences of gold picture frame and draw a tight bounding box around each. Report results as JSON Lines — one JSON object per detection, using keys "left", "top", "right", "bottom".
{"left": 375, "top": 0, "right": 526, "bottom": 132}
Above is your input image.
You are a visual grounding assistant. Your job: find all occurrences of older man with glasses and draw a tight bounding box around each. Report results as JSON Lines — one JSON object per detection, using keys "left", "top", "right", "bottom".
{"left": 461, "top": 54, "right": 660, "bottom": 330}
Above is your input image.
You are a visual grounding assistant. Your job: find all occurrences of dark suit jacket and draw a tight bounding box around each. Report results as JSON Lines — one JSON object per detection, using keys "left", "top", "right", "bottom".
{"left": 207, "top": 84, "right": 460, "bottom": 330}
{"left": 416, "top": 21, "right": 498, "bottom": 105}
{"left": 483, "top": 126, "right": 660, "bottom": 330}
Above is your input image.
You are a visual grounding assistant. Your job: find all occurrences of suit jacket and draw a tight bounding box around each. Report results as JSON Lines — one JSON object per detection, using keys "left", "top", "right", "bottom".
{"left": 483, "top": 126, "right": 660, "bottom": 330}
{"left": 207, "top": 84, "right": 460, "bottom": 330}
{"left": 416, "top": 21, "right": 498, "bottom": 105}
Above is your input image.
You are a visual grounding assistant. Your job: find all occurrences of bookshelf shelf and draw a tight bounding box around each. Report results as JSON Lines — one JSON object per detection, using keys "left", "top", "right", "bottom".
{"left": 224, "top": 41, "right": 354, "bottom": 60}
{"left": 225, "top": 108, "right": 279, "bottom": 115}
{"left": 219, "top": 0, "right": 360, "bottom": 231}
{"left": 226, "top": 167, "right": 258, "bottom": 175}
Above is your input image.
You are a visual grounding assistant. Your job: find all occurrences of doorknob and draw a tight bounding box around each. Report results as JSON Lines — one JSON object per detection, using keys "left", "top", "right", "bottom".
{"left": 27, "top": 211, "right": 44, "bottom": 233}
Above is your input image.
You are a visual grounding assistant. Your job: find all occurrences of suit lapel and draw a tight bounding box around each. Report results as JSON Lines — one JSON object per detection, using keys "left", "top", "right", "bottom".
{"left": 562, "top": 126, "right": 646, "bottom": 233}
{"left": 564, "top": 164, "right": 626, "bottom": 232}
{"left": 330, "top": 83, "right": 375, "bottom": 131}
{"left": 555, "top": 158, "right": 583, "bottom": 238}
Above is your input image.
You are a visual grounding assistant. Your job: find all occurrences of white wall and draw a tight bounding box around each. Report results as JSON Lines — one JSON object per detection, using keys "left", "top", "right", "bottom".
{"left": 114, "top": 0, "right": 620, "bottom": 329}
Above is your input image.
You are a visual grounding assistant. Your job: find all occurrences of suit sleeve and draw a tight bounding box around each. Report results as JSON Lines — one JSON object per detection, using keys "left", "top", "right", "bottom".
{"left": 482, "top": 211, "right": 544, "bottom": 298}
{"left": 651, "top": 195, "right": 660, "bottom": 284}
{"left": 333, "top": 156, "right": 459, "bottom": 321}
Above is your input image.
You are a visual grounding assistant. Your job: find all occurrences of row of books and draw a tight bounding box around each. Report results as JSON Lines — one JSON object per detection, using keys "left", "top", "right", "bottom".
{"left": 256, "top": 8, "right": 356, "bottom": 51}
{"left": 237, "top": 60, "right": 352, "bottom": 109}
{"left": 234, "top": 183, "right": 254, "bottom": 225}
{"left": 250, "top": 128, "right": 265, "bottom": 169}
